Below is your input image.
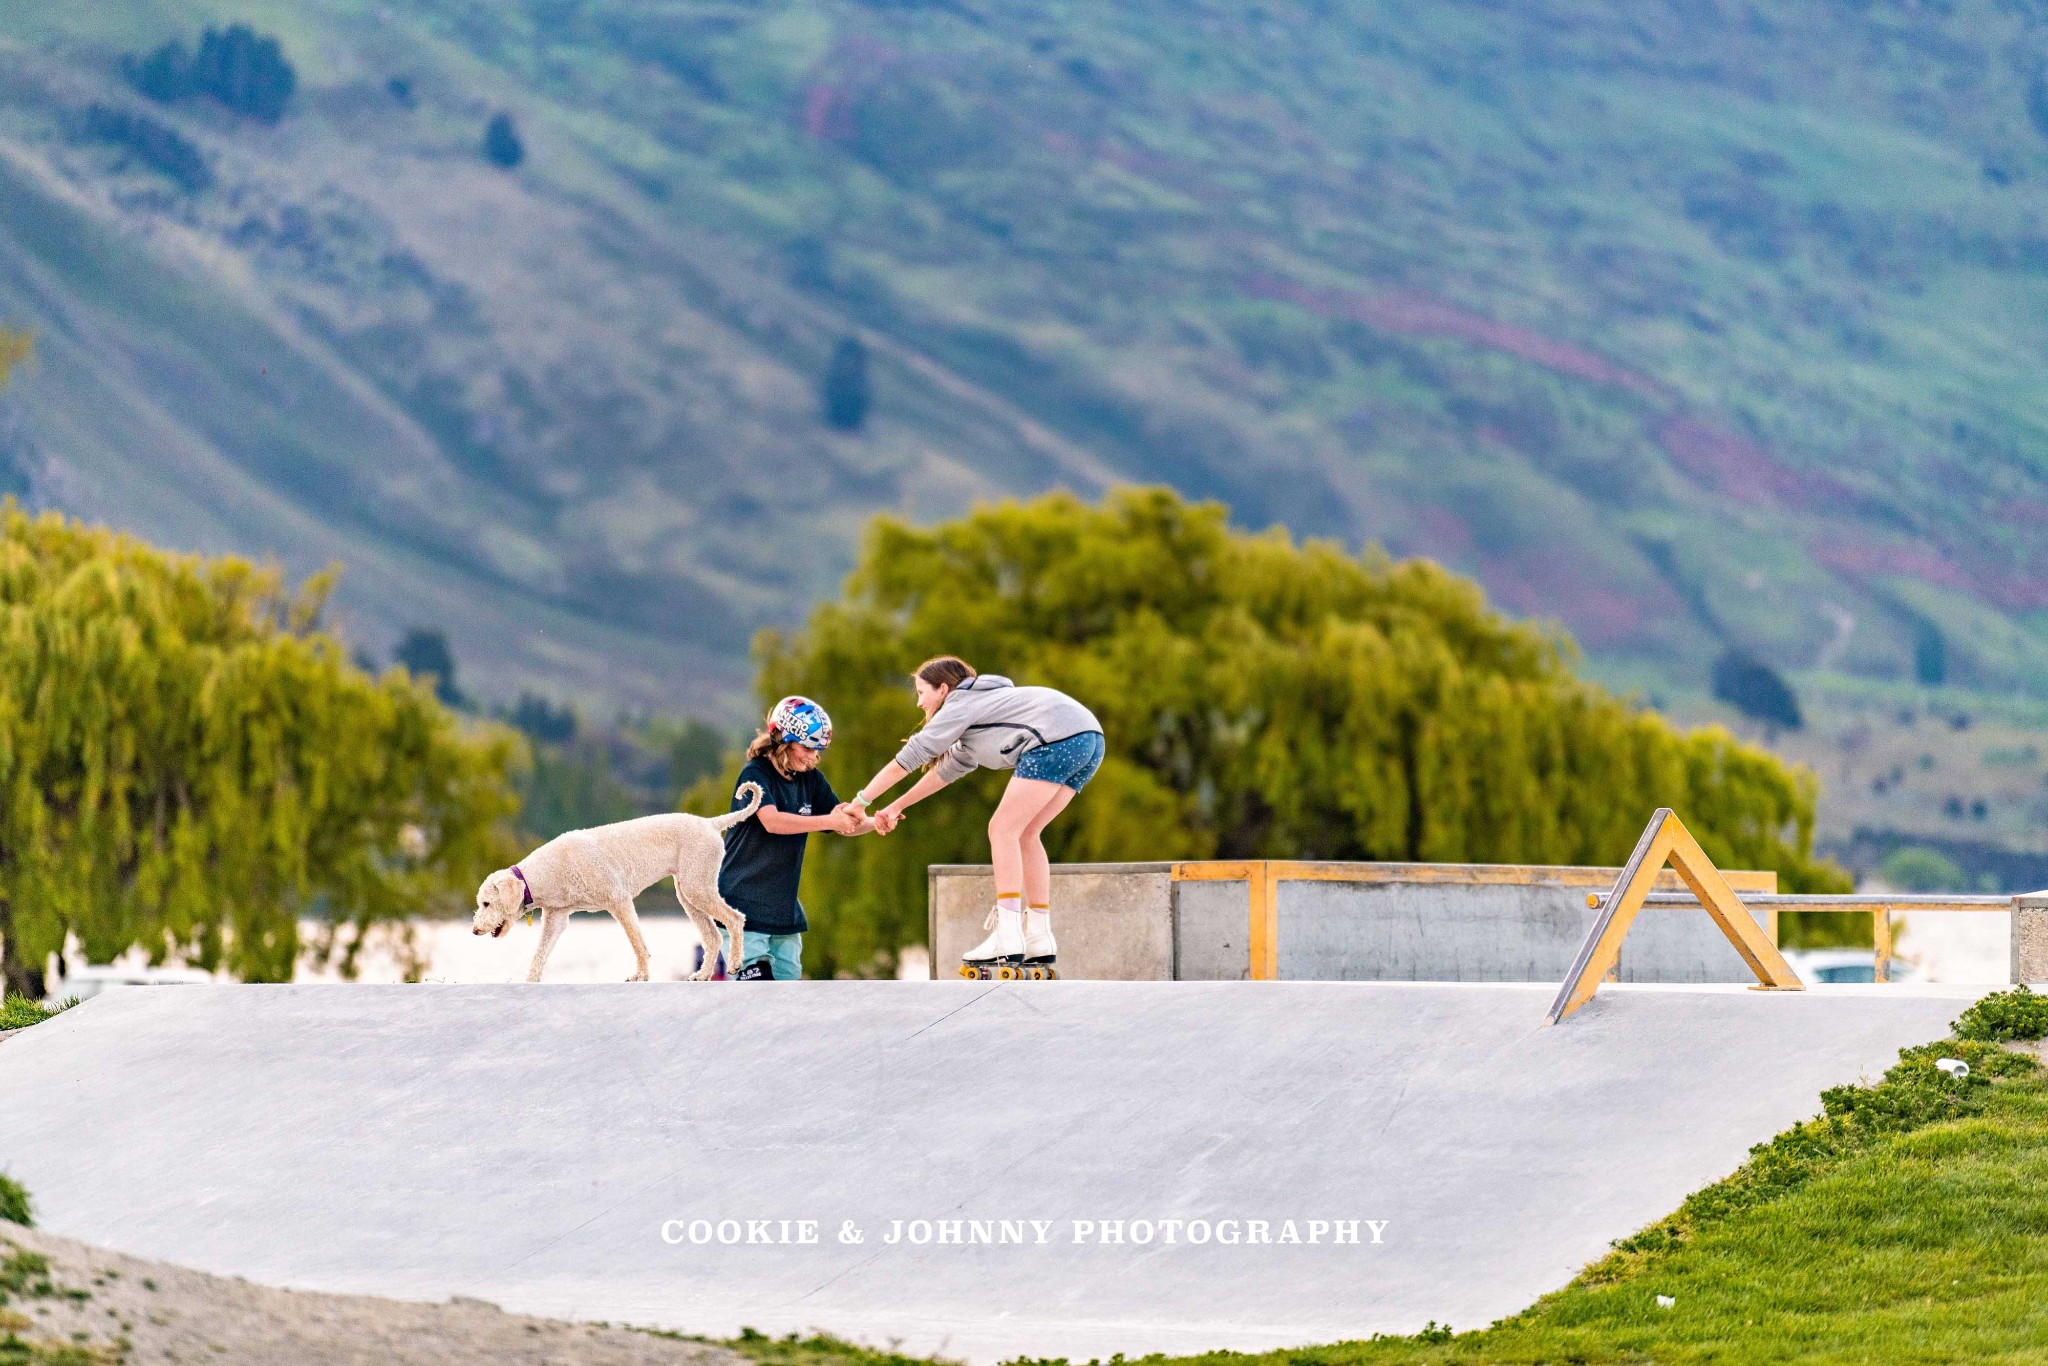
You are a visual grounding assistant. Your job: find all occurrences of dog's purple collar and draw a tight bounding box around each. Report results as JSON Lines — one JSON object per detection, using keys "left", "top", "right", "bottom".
{"left": 511, "top": 865, "right": 535, "bottom": 908}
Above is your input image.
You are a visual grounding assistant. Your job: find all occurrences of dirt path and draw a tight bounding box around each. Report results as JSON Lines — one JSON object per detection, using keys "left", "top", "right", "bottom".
{"left": 0, "top": 1223, "right": 744, "bottom": 1365}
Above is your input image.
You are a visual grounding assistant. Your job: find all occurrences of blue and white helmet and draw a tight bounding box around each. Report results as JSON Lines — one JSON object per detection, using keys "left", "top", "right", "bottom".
{"left": 767, "top": 695, "right": 833, "bottom": 750}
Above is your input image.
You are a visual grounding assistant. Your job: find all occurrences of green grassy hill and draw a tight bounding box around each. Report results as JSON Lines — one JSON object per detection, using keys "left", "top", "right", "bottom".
{"left": 1, "top": 2, "right": 2046, "bottom": 719}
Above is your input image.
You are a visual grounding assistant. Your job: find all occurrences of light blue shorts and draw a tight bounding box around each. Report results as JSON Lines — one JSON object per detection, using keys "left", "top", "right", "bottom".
{"left": 718, "top": 928, "right": 803, "bottom": 981}
{"left": 1014, "top": 731, "right": 1106, "bottom": 791}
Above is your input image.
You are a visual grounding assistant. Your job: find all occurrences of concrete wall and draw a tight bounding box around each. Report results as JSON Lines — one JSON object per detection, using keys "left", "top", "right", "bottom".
{"left": 1269, "top": 880, "right": 1760, "bottom": 983}
{"left": 929, "top": 864, "right": 1176, "bottom": 980}
{"left": 930, "top": 862, "right": 1778, "bottom": 983}
{"left": 2016, "top": 891, "right": 2048, "bottom": 985}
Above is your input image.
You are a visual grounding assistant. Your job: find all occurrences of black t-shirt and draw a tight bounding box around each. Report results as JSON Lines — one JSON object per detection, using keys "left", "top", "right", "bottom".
{"left": 716, "top": 756, "right": 839, "bottom": 935}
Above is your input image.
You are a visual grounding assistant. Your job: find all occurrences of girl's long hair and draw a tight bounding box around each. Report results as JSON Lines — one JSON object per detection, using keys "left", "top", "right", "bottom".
{"left": 915, "top": 656, "right": 975, "bottom": 692}
{"left": 745, "top": 728, "right": 792, "bottom": 763}
{"left": 907, "top": 656, "right": 976, "bottom": 759}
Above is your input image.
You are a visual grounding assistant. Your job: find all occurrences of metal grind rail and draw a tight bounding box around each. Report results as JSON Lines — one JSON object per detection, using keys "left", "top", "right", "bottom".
{"left": 1637, "top": 891, "right": 2013, "bottom": 983}
{"left": 1550, "top": 808, "right": 2043, "bottom": 1022}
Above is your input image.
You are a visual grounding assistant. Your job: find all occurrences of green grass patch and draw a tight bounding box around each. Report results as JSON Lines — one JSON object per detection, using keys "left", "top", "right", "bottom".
{"left": 0, "top": 1247, "right": 56, "bottom": 1307}
{"left": 0, "top": 1179, "right": 28, "bottom": 1230}
{"left": 0, "top": 997, "right": 65, "bottom": 1032}
{"left": 725, "top": 989, "right": 2048, "bottom": 1366}
{"left": 727, "top": 1329, "right": 965, "bottom": 1366}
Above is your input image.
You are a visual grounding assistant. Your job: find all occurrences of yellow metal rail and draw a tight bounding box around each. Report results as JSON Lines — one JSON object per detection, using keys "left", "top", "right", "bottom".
{"left": 1639, "top": 892, "right": 2011, "bottom": 983}
{"left": 1169, "top": 851, "right": 1779, "bottom": 983}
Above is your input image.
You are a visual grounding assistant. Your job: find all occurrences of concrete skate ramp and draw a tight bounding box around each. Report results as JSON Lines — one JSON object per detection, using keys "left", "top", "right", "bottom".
{"left": 0, "top": 982, "right": 1980, "bottom": 1361}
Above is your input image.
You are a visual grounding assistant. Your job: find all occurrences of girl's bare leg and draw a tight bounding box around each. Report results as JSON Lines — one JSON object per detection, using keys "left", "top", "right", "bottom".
{"left": 988, "top": 777, "right": 1069, "bottom": 897}
{"left": 1019, "top": 784, "right": 1077, "bottom": 907}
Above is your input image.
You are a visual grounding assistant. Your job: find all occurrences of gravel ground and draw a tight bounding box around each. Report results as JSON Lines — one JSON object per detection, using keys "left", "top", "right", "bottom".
{"left": 0, "top": 1222, "right": 743, "bottom": 1365}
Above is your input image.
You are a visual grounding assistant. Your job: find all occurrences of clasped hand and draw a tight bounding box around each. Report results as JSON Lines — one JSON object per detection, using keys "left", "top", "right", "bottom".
{"left": 833, "top": 802, "right": 902, "bottom": 835}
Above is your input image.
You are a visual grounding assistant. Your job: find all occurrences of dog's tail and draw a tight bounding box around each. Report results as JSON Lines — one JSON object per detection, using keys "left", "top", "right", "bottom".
{"left": 708, "top": 781, "right": 766, "bottom": 834}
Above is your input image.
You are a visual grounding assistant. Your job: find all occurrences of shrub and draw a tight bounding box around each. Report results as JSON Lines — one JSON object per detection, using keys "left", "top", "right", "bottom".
{"left": 193, "top": 25, "right": 295, "bottom": 123}
{"left": 0, "top": 1176, "right": 30, "bottom": 1228}
{"left": 122, "top": 41, "right": 194, "bottom": 105}
{"left": 509, "top": 693, "right": 577, "bottom": 745}
{"left": 1711, "top": 648, "right": 1802, "bottom": 729}
{"left": 1594, "top": 1029, "right": 2035, "bottom": 1270}
{"left": 1877, "top": 846, "right": 1966, "bottom": 893}
{"left": 1912, "top": 617, "right": 1946, "bottom": 685}
{"left": 80, "top": 105, "right": 211, "bottom": 193}
{"left": 393, "top": 627, "right": 465, "bottom": 708}
{"left": 1953, "top": 985, "right": 2048, "bottom": 1043}
{"left": 483, "top": 112, "right": 524, "bottom": 169}
{"left": 122, "top": 25, "right": 295, "bottom": 124}
{"left": 822, "top": 337, "right": 871, "bottom": 432}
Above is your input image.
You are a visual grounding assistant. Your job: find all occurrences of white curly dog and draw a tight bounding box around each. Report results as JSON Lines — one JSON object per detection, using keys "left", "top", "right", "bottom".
{"left": 472, "top": 783, "right": 763, "bottom": 982}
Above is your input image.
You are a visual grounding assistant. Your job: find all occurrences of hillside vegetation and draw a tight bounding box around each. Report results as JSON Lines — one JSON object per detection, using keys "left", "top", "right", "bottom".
{"left": 0, "top": 2, "right": 2045, "bottom": 717}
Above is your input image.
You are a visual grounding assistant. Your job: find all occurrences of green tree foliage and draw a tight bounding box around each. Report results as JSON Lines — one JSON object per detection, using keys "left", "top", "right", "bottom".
{"left": 483, "top": 112, "right": 524, "bottom": 169}
{"left": 123, "top": 25, "right": 296, "bottom": 124}
{"left": 710, "top": 488, "right": 1848, "bottom": 976}
{"left": 394, "top": 627, "right": 465, "bottom": 707}
{"left": 513, "top": 707, "right": 732, "bottom": 842}
{"left": 1912, "top": 618, "right": 1947, "bottom": 686}
{"left": 0, "top": 1173, "right": 29, "bottom": 1227}
{"left": 1877, "top": 846, "right": 1967, "bottom": 893}
{"left": 0, "top": 505, "right": 521, "bottom": 996}
{"left": 1711, "top": 648, "right": 1804, "bottom": 730}
{"left": 81, "top": 105, "right": 211, "bottom": 194}
{"left": 509, "top": 691, "right": 577, "bottom": 744}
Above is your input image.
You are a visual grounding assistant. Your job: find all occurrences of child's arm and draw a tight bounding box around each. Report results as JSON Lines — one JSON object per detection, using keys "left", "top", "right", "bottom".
{"left": 876, "top": 768, "right": 950, "bottom": 832}
{"left": 848, "top": 759, "right": 912, "bottom": 812}
{"left": 755, "top": 805, "right": 849, "bottom": 836}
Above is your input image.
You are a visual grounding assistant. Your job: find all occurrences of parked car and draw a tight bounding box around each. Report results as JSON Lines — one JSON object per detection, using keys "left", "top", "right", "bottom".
{"left": 1781, "top": 948, "right": 1922, "bottom": 985}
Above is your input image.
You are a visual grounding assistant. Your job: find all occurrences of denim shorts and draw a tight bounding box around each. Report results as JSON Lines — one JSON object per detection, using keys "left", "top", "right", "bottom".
{"left": 1014, "top": 730, "right": 1106, "bottom": 791}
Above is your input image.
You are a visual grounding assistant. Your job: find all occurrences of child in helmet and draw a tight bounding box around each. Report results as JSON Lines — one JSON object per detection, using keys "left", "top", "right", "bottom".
{"left": 714, "top": 696, "right": 872, "bottom": 980}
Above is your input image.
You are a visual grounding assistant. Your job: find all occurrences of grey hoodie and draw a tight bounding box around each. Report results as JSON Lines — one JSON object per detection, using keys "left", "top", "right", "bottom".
{"left": 893, "top": 675, "right": 1104, "bottom": 784}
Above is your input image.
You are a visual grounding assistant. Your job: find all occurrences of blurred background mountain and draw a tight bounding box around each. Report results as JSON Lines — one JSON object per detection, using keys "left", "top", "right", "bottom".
{"left": 1, "top": 1, "right": 2046, "bottom": 880}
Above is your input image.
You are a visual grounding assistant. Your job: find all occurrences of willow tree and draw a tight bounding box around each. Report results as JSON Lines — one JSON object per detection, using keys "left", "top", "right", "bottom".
{"left": 0, "top": 503, "right": 522, "bottom": 996}
{"left": 712, "top": 486, "right": 1847, "bottom": 977}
